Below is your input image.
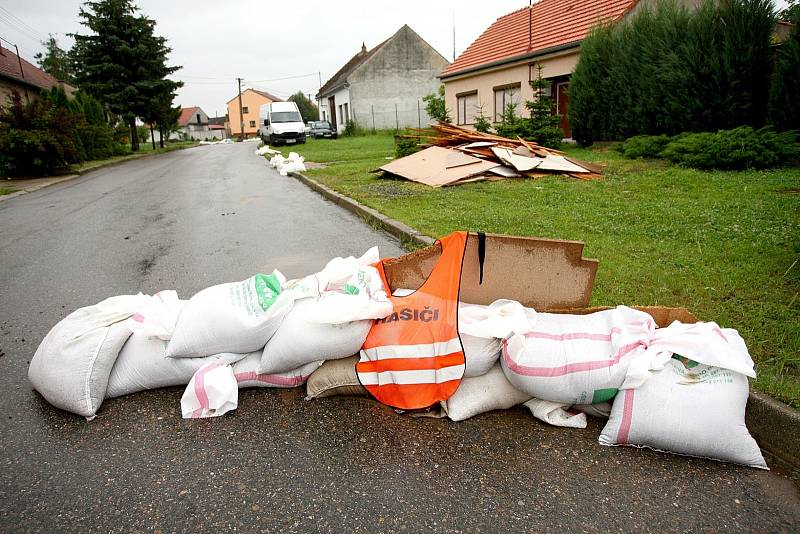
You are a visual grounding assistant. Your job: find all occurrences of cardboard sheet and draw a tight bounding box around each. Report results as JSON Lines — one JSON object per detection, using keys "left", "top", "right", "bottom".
{"left": 380, "top": 146, "right": 498, "bottom": 187}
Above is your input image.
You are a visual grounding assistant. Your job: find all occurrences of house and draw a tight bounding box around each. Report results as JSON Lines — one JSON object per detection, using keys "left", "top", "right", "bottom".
{"left": 171, "top": 106, "right": 223, "bottom": 141}
{"left": 208, "top": 115, "right": 229, "bottom": 139}
{"left": 0, "top": 42, "right": 75, "bottom": 105}
{"left": 440, "top": 0, "right": 697, "bottom": 138}
{"left": 226, "top": 88, "right": 282, "bottom": 138}
{"left": 316, "top": 25, "right": 449, "bottom": 135}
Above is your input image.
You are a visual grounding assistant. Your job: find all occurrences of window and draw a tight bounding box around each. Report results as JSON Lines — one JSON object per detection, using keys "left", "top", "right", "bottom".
{"left": 344, "top": 103, "right": 349, "bottom": 122}
{"left": 196, "top": 113, "right": 201, "bottom": 124}
{"left": 322, "top": 110, "right": 327, "bottom": 121}
{"left": 494, "top": 84, "right": 521, "bottom": 122}
{"left": 456, "top": 92, "right": 478, "bottom": 125}
{"left": 249, "top": 120, "right": 256, "bottom": 128}
{"left": 242, "top": 106, "right": 249, "bottom": 114}
{"left": 339, "top": 105, "right": 344, "bottom": 124}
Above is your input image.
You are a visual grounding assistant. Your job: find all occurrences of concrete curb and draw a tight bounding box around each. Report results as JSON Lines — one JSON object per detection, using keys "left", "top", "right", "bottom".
{"left": 1, "top": 145, "right": 198, "bottom": 203}
{"left": 290, "top": 170, "right": 800, "bottom": 471}
{"left": 290, "top": 171, "right": 434, "bottom": 248}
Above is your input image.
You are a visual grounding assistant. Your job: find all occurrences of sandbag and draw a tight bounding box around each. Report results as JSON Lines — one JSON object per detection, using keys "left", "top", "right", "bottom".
{"left": 523, "top": 398, "right": 587, "bottom": 428}
{"left": 501, "top": 306, "right": 656, "bottom": 405}
{"left": 126, "top": 291, "right": 184, "bottom": 340}
{"left": 181, "top": 362, "right": 239, "bottom": 418}
{"left": 258, "top": 298, "right": 371, "bottom": 374}
{"left": 233, "top": 352, "right": 321, "bottom": 388}
{"left": 599, "top": 357, "right": 767, "bottom": 469}
{"left": 106, "top": 334, "right": 246, "bottom": 398}
{"left": 443, "top": 363, "right": 532, "bottom": 422}
{"left": 305, "top": 356, "right": 368, "bottom": 399}
{"left": 28, "top": 295, "right": 150, "bottom": 418}
{"left": 166, "top": 271, "right": 289, "bottom": 358}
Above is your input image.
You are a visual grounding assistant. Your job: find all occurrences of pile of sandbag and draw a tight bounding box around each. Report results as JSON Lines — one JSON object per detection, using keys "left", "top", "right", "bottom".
{"left": 29, "top": 251, "right": 767, "bottom": 469}
{"left": 29, "top": 248, "right": 390, "bottom": 420}
{"left": 255, "top": 145, "right": 281, "bottom": 157}
{"left": 269, "top": 152, "right": 306, "bottom": 176}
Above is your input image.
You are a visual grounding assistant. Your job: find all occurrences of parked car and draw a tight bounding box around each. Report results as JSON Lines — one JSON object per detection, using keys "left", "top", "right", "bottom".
{"left": 305, "top": 122, "right": 313, "bottom": 137}
{"left": 310, "top": 121, "right": 337, "bottom": 139}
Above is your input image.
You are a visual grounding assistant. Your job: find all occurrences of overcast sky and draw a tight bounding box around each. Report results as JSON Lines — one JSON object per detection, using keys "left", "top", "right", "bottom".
{"left": 1, "top": 0, "right": 791, "bottom": 118}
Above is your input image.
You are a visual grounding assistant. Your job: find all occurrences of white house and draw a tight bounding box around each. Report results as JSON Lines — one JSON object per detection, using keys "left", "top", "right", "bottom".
{"left": 317, "top": 25, "right": 450, "bottom": 134}
{"left": 171, "top": 106, "right": 224, "bottom": 141}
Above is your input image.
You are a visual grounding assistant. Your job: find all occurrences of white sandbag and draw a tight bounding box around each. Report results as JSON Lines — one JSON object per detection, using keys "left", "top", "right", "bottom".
{"left": 181, "top": 362, "right": 238, "bottom": 418}
{"left": 523, "top": 398, "right": 587, "bottom": 428}
{"left": 308, "top": 264, "right": 391, "bottom": 324}
{"left": 232, "top": 352, "right": 320, "bottom": 388}
{"left": 28, "top": 294, "right": 151, "bottom": 418}
{"left": 106, "top": 334, "right": 246, "bottom": 398}
{"left": 443, "top": 364, "right": 532, "bottom": 422}
{"left": 305, "top": 356, "right": 368, "bottom": 399}
{"left": 502, "top": 306, "right": 656, "bottom": 405}
{"left": 599, "top": 358, "right": 767, "bottom": 469}
{"left": 622, "top": 320, "right": 756, "bottom": 390}
{"left": 575, "top": 402, "right": 612, "bottom": 419}
{"left": 259, "top": 298, "right": 372, "bottom": 374}
{"left": 126, "top": 291, "right": 184, "bottom": 340}
{"left": 166, "top": 271, "right": 288, "bottom": 358}
{"left": 458, "top": 300, "right": 532, "bottom": 377}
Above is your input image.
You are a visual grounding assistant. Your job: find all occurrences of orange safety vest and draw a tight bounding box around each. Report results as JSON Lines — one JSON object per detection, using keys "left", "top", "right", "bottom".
{"left": 357, "top": 231, "right": 468, "bottom": 410}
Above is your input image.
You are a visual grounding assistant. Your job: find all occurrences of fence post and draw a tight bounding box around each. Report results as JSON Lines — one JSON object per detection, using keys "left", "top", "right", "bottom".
{"left": 372, "top": 104, "right": 375, "bottom": 133}
{"left": 417, "top": 99, "right": 421, "bottom": 129}
{"left": 395, "top": 103, "right": 399, "bottom": 131}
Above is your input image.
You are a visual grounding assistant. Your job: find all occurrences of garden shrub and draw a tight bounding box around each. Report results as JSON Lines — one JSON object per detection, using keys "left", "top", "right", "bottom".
{"left": 659, "top": 127, "right": 798, "bottom": 169}
{"left": 618, "top": 134, "right": 673, "bottom": 159}
{"left": 394, "top": 133, "right": 421, "bottom": 158}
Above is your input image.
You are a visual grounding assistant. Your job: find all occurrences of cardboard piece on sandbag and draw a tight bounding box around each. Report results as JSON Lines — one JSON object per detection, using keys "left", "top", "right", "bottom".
{"left": 382, "top": 233, "right": 599, "bottom": 310}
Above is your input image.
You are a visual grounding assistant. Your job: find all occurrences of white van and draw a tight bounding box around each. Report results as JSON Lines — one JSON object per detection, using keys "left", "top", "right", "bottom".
{"left": 258, "top": 102, "right": 306, "bottom": 145}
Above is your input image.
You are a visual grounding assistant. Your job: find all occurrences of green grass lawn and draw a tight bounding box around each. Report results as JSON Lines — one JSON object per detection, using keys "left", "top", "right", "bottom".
{"left": 285, "top": 134, "right": 800, "bottom": 409}
{"left": 0, "top": 187, "right": 17, "bottom": 195}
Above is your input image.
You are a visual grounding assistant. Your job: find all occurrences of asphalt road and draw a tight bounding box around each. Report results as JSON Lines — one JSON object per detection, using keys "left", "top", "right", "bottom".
{"left": 1, "top": 143, "right": 798, "bottom": 533}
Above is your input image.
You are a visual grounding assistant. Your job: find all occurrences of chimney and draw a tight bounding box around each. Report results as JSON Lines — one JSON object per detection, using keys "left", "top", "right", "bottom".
{"left": 361, "top": 42, "right": 367, "bottom": 54}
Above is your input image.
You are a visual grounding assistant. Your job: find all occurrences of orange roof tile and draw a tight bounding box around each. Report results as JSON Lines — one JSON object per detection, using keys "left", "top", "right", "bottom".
{"left": 441, "top": 0, "right": 637, "bottom": 78}
{"left": 0, "top": 44, "right": 72, "bottom": 92}
{"left": 177, "top": 106, "right": 201, "bottom": 126}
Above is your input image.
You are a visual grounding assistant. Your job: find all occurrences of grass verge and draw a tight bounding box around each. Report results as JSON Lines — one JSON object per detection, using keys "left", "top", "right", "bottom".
{"left": 285, "top": 135, "right": 800, "bottom": 409}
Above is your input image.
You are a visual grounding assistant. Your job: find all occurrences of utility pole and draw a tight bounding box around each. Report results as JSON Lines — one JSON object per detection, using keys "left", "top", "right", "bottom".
{"left": 452, "top": 11, "right": 456, "bottom": 62}
{"left": 236, "top": 77, "right": 245, "bottom": 141}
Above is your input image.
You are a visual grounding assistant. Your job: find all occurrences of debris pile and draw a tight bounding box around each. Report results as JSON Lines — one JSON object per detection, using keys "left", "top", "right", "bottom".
{"left": 381, "top": 123, "right": 602, "bottom": 187}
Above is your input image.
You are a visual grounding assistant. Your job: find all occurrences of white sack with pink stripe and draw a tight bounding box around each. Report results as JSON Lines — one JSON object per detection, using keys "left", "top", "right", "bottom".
{"left": 599, "top": 357, "right": 767, "bottom": 469}
{"left": 181, "top": 362, "right": 239, "bottom": 418}
{"left": 501, "top": 306, "right": 656, "bottom": 405}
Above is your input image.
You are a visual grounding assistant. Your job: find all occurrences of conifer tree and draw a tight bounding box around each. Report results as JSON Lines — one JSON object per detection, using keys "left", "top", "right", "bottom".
{"left": 70, "top": 0, "right": 181, "bottom": 151}
{"left": 34, "top": 35, "right": 74, "bottom": 84}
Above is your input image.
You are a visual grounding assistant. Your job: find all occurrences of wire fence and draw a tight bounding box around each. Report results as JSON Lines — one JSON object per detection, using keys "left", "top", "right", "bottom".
{"left": 324, "top": 99, "right": 435, "bottom": 132}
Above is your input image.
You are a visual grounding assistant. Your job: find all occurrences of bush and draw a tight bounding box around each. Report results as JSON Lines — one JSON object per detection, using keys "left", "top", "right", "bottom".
{"left": 569, "top": 0, "right": 776, "bottom": 144}
{"left": 618, "top": 134, "right": 673, "bottom": 159}
{"left": 0, "top": 90, "right": 81, "bottom": 177}
{"left": 394, "top": 134, "right": 420, "bottom": 158}
{"left": 660, "top": 127, "right": 798, "bottom": 169}
{"left": 342, "top": 119, "right": 358, "bottom": 137}
{"left": 423, "top": 85, "right": 451, "bottom": 123}
{"left": 769, "top": 24, "right": 800, "bottom": 132}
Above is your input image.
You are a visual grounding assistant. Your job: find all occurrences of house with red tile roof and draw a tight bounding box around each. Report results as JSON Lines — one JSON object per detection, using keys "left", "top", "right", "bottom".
{"left": 316, "top": 25, "right": 449, "bottom": 134}
{"left": 0, "top": 41, "right": 75, "bottom": 106}
{"left": 441, "top": 0, "right": 697, "bottom": 138}
{"left": 171, "top": 106, "right": 225, "bottom": 141}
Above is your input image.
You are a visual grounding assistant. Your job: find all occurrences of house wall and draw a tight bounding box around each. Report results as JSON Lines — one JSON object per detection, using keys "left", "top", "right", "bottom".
{"left": 443, "top": 49, "right": 578, "bottom": 127}
{"left": 227, "top": 90, "right": 275, "bottom": 138}
{"left": 329, "top": 86, "right": 351, "bottom": 135}
{"left": 349, "top": 25, "right": 450, "bottom": 131}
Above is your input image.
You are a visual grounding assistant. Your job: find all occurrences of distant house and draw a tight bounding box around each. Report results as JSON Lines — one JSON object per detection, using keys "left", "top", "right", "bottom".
{"left": 208, "top": 115, "right": 229, "bottom": 139}
{"left": 171, "top": 106, "right": 223, "bottom": 141}
{"left": 0, "top": 42, "right": 75, "bottom": 105}
{"left": 226, "top": 88, "right": 282, "bottom": 139}
{"left": 440, "top": 0, "right": 698, "bottom": 138}
{"left": 316, "top": 25, "right": 449, "bottom": 135}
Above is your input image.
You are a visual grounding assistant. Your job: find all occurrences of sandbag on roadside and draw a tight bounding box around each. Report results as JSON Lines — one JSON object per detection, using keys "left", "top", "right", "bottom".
{"left": 523, "top": 399, "right": 587, "bottom": 428}
{"left": 106, "top": 334, "right": 247, "bottom": 398}
{"left": 258, "top": 298, "right": 371, "bottom": 374}
{"left": 232, "top": 352, "right": 321, "bottom": 388}
{"left": 305, "top": 356, "right": 368, "bottom": 400}
{"left": 599, "top": 357, "right": 767, "bottom": 469}
{"left": 501, "top": 306, "right": 656, "bottom": 405}
{"left": 28, "top": 294, "right": 153, "bottom": 418}
{"left": 166, "top": 271, "right": 289, "bottom": 358}
{"left": 443, "top": 363, "right": 532, "bottom": 422}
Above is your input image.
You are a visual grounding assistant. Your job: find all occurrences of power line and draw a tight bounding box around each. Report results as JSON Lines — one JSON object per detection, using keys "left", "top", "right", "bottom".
{"left": 0, "top": 6, "right": 47, "bottom": 41}
{"left": 0, "top": 14, "right": 44, "bottom": 49}
{"left": 246, "top": 72, "right": 320, "bottom": 83}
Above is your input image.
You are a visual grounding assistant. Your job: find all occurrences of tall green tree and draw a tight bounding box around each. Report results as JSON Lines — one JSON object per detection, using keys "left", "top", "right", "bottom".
{"left": 70, "top": 0, "right": 181, "bottom": 151}
{"left": 769, "top": 24, "right": 800, "bottom": 131}
{"left": 34, "top": 35, "right": 74, "bottom": 84}
{"left": 781, "top": 0, "right": 800, "bottom": 23}
{"left": 288, "top": 92, "right": 319, "bottom": 122}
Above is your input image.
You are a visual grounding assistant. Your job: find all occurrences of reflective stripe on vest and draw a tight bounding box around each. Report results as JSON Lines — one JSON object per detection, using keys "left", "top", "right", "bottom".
{"left": 357, "top": 231, "right": 468, "bottom": 410}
